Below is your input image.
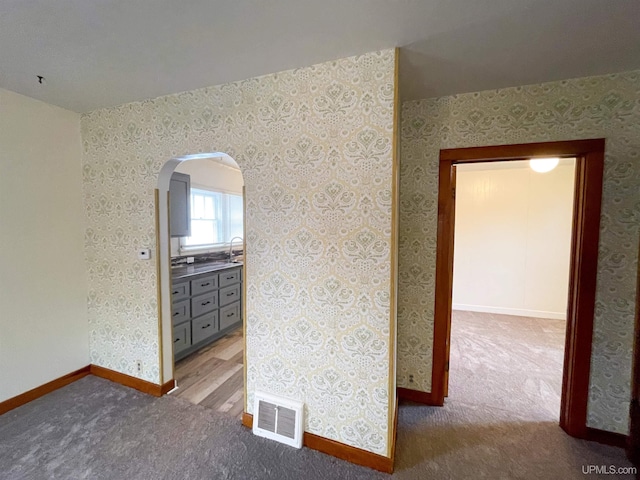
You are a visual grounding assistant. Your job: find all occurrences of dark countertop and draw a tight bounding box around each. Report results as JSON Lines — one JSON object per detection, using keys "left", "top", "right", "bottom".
{"left": 171, "top": 261, "right": 242, "bottom": 281}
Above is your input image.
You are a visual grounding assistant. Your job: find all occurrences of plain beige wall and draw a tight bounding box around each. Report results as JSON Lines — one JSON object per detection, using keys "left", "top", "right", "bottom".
{"left": 452, "top": 160, "right": 575, "bottom": 319}
{"left": 0, "top": 87, "right": 88, "bottom": 402}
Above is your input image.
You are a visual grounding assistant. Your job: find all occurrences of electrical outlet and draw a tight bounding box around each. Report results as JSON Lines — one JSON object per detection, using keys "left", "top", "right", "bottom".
{"left": 409, "top": 374, "right": 414, "bottom": 383}
{"left": 136, "top": 360, "right": 143, "bottom": 374}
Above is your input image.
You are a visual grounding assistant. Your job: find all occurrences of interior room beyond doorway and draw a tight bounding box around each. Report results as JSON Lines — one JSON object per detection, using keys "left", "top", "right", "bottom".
{"left": 164, "top": 154, "right": 245, "bottom": 419}
{"left": 449, "top": 158, "right": 576, "bottom": 420}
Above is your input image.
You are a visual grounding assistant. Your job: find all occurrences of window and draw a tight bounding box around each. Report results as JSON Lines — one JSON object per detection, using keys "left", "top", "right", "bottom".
{"left": 180, "top": 188, "right": 243, "bottom": 250}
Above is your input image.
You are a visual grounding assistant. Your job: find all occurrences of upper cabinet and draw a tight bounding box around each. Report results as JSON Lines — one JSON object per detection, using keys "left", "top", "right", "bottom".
{"left": 170, "top": 172, "right": 191, "bottom": 238}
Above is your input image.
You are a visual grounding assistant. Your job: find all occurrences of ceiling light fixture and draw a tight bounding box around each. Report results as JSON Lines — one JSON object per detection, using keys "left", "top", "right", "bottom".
{"left": 529, "top": 157, "right": 559, "bottom": 173}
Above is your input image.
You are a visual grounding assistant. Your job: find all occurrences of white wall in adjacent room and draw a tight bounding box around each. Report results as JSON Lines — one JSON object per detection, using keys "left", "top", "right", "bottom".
{"left": 452, "top": 159, "right": 575, "bottom": 319}
{"left": 170, "top": 158, "right": 244, "bottom": 256}
{"left": 0, "top": 87, "right": 88, "bottom": 402}
{"left": 175, "top": 158, "right": 243, "bottom": 194}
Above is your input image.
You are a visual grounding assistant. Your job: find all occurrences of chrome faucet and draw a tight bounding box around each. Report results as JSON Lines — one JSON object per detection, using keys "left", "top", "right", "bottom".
{"left": 228, "top": 236, "right": 243, "bottom": 262}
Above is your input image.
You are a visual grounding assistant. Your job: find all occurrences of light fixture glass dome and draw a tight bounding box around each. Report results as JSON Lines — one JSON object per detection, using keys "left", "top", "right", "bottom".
{"left": 529, "top": 157, "right": 559, "bottom": 173}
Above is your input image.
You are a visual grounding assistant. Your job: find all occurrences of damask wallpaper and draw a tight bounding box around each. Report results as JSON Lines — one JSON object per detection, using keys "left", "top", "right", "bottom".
{"left": 398, "top": 70, "right": 640, "bottom": 434}
{"left": 81, "top": 50, "right": 396, "bottom": 456}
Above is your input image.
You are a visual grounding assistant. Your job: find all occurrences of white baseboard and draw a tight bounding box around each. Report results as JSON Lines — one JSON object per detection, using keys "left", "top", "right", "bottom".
{"left": 452, "top": 303, "right": 565, "bottom": 320}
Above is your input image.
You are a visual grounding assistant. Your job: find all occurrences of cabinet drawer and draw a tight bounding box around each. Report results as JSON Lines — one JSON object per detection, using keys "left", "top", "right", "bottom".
{"left": 219, "top": 284, "right": 241, "bottom": 307}
{"left": 171, "top": 281, "right": 190, "bottom": 302}
{"left": 219, "top": 268, "right": 241, "bottom": 288}
{"left": 173, "top": 322, "right": 191, "bottom": 355}
{"left": 219, "top": 301, "right": 241, "bottom": 331}
{"left": 191, "top": 274, "right": 218, "bottom": 295}
{"left": 191, "top": 291, "right": 218, "bottom": 318}
{"left": 192, "top": 311, "right": 219, "bottom": 345}
{"left": 171, "top": 282, "right": 191, "bottom": 302}
{"left": 172, "top": 299, "right": 190, "bottom": 325}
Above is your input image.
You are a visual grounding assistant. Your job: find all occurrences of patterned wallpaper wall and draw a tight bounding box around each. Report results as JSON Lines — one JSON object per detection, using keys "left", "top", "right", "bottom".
{"left": 81, "top": 49, "right": 396, "bottom": 455}
{"left": 398, "top": 71, "right": 640, "bottom": 434}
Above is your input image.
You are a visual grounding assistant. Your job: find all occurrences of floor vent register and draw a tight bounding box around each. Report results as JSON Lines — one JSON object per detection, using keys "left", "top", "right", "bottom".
{"left": 253, "top": 391, "right": 304, "bottom": 449}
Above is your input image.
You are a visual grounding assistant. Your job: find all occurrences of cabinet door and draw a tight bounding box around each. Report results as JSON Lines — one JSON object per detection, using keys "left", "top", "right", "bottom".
{"left": 169, "top": 172, "right": 191, "bottom": 237}
{"left": 173, "top": 322, "right": 191, "bottom": 355}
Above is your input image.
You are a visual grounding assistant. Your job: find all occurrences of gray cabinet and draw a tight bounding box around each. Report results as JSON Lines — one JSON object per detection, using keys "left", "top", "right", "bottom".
{"left": 219, "top": 269, "right": 241, "bottom": 288}
{"left": 219, "top": 284, "right": 240, "bottom": 307}
{"left": 172, "top": 299, "right": 190, "bottom": 325}
{"left": 169, "top": 172, "right": 191, "bottom": 237}
{"left": 219, "top": 302, "right": 241, "bottom": 330}
{"left": 191, "top": 274, "right": 217, "bottom": 296}
{"left": 171, "top": 265, "right": 242, "bottom": 361}
{"left": 171, "top": 282, "right": 190, "bottom": 301}
{"left": 173, "top": 322, "right": 191, "bottom": 356}
{"left": 191, "top": 291, "right": 218, "bottom": 317}
{"left": 192, "top": 311, "right": 219, "bottom": 344}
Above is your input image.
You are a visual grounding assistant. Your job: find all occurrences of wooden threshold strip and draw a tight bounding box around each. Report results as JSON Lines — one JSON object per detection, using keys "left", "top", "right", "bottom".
{"left": 241, "top": 413, "right": 394, "bottom": 474}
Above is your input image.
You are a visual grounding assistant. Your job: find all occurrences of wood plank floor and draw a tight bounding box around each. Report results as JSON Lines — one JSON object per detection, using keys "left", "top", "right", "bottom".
{"left": 171, "top": 328, "right": 244, "bottom": 419}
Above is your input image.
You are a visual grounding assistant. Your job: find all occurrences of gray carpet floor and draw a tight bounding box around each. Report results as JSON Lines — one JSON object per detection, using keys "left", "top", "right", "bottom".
{"left": 0, "top": 312, "right": 635, "bottom": 479}
{"left": 449, "top": 310, "right": 566, "bottom": 421}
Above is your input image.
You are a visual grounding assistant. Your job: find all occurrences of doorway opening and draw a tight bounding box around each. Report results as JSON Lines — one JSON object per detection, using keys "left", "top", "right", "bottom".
{"left": 448, "top": 157, "right": 575, "bottom": 422}
{"left": 433, "top": 139, "right": 605, "bottom": 438}
{"left": 156, "top": 152, "right": 246, "bottom": 420}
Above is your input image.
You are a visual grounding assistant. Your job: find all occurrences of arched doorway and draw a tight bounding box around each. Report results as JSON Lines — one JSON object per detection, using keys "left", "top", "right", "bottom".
{"left": 157, "top": 152, "right": 246, "bottom": 416}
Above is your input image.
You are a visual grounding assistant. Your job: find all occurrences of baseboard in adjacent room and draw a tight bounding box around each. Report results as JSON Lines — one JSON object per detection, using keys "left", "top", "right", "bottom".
{"left": 241, "top": 413, "right": 394, "bottom": 473}
{"left": 452, "top": 304, "right": 565, "bottom": 320}
{"left": 0, "top": 366, "right": 91, "bottom": 416}
{"left": 89, "top": 364, "right": 174, "bottom": 397}
{"left": 397, "top": 387, "right": 441, "bottom": 406}
{"left": 584, "top": 427, "right": 628, "bottom": 448}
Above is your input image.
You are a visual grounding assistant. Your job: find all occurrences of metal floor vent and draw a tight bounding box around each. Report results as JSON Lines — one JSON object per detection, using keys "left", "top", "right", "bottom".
{"left": 253, "top": 392, "right": 304, "bottom": 449}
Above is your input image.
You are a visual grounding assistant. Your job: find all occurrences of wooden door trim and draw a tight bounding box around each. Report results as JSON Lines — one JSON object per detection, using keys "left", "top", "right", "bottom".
{"left": 433, "top": 139, "right": 605, "bottom": 436}
{"left": 627, "top": 237, "right": 640, "bottom": 463}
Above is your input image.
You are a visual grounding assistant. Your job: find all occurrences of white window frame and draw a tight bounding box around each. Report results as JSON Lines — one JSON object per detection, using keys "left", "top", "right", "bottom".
{"left": 179, "top": 187, "right": 243, "bottom": 253}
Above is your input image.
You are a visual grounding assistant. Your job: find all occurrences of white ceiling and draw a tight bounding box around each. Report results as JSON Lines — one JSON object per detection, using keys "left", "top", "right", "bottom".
{"left": 1, "top": 0, "right": 639, "bottom": 113}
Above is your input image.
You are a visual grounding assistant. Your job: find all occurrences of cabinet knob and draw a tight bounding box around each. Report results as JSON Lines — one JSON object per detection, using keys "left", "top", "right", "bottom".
{"left": 202, "top": 301, "right": 210, "bottom": 306}
{"left": 174, "top": 338, "right": 180, "bottom": 343}
{"left": 228, "top": 312, "right": 234, "bottom": 317}
{"left": 201, "top": 282, "right": 210, "bottom": 287}
{"left": 203, "top": 324, "right": 211, "bottom": 329}
{"left": 227, "top": 292, "right": 234, "bottom": 296}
